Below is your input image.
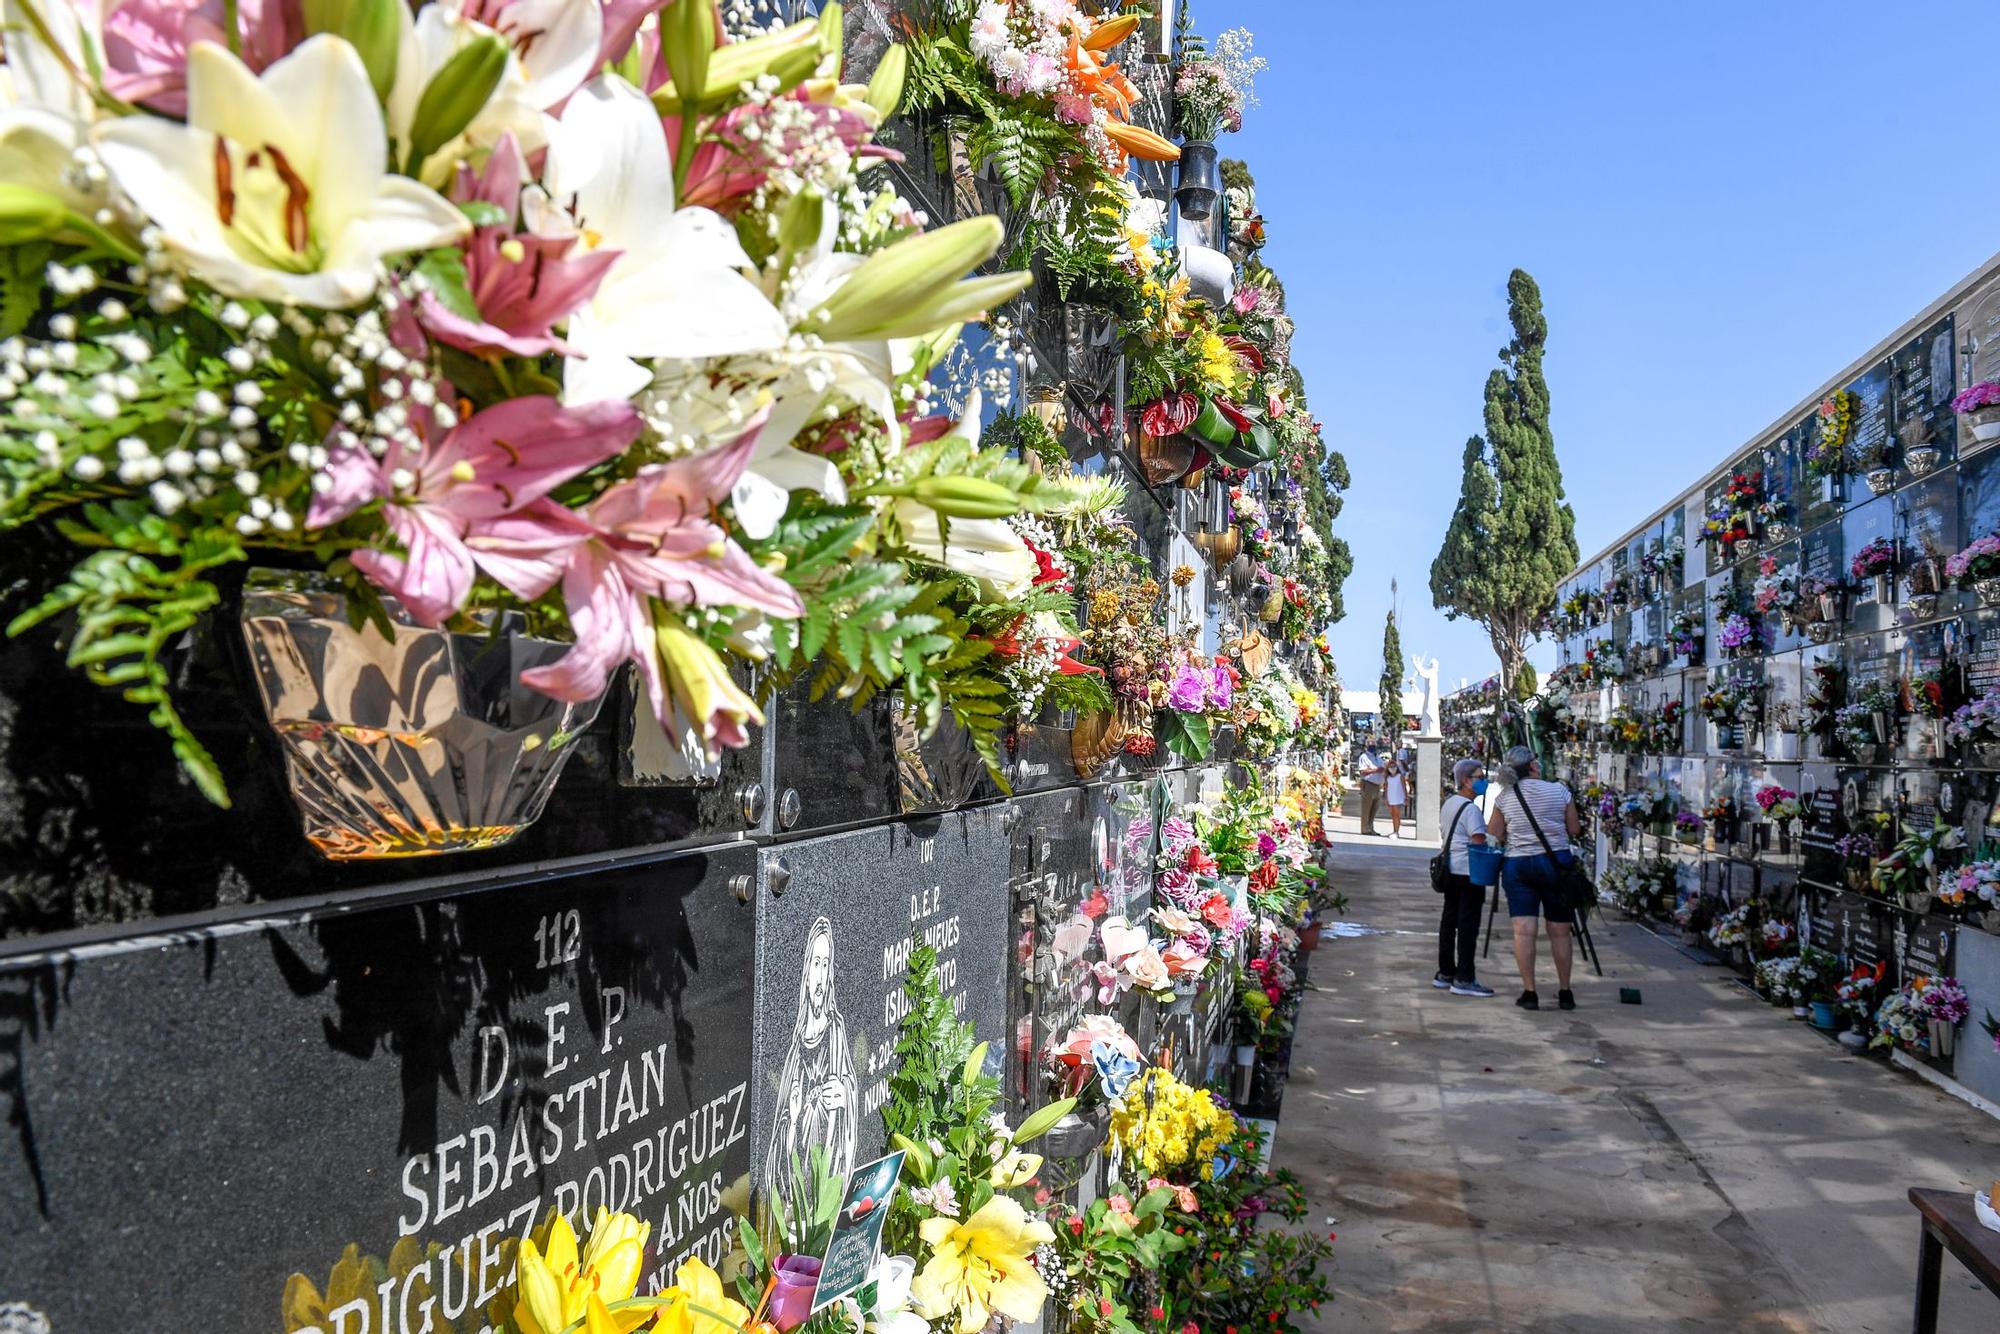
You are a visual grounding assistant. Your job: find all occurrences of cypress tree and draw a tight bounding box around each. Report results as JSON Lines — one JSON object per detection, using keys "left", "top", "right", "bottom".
{"left": 1428, "top": 269, "right": 1578, "bottom": 695}
{"left": 1379, "top": 608, "right": 1404, "bottom": 737}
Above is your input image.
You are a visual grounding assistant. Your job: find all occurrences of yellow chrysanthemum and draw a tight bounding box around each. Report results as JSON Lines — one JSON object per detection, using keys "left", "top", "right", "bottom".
{"left": 1109, "top": 1067, "right": 1235, "bottom": 1178}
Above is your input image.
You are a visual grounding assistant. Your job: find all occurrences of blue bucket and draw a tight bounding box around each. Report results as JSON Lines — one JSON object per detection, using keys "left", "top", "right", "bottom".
{"left": 1467, "top": 844, "right": 1505, "bottom": 887}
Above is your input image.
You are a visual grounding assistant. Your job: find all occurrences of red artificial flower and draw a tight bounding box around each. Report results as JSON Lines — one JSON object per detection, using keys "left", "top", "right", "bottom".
{"left": 1026, "top": 537, "right": 1071, "bottom": 591}
{"left": 1124, "top": 732, "right": 1158, "bottom": 758}
{"left": 1184, "top": 844, "right": 1219, "bottom": 876}
{"left": 1081, "top": 889, "right": 1109, "bottom": 918}
{"left": 1149, "top": 1308, "right": 1166, "bottom": 1322}
{"left": 1201, "top": 893, "right": 1235, "bottom": 928}
{"left": 1224, "top": 336, "right": 1265, "bottom": 372}
{"left": 1055, "top": 637, "right": 1102, "bottom": 676}
{"left": 1249, "top": 860, "right": 1279, "bottom": 891}
{"left": 1142, "top": 393, "right": 1199, "bottom": 438}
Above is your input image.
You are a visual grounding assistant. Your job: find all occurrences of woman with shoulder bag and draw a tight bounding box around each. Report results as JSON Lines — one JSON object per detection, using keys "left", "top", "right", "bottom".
{"left": 1432, "top": 758, "right": 1495, "bottom": 997}
{"left": 1485, "top": 745, "right": 1583, "bottom": 1011}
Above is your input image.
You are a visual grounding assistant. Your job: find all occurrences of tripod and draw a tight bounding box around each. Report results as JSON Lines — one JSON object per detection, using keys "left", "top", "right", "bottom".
{"left": 1481, "top": 880, "right": 1604, "bottom": 976}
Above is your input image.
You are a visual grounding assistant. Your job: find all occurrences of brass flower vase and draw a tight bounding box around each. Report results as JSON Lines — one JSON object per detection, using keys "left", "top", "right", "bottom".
{"left": 239, "top": 569, "right": 605, "bottom": 860}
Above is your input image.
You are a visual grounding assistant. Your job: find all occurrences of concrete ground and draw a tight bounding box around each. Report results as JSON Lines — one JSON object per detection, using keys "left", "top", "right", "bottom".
{"left": 1275, "top": 824, "right": 1999, "bottom": 1333}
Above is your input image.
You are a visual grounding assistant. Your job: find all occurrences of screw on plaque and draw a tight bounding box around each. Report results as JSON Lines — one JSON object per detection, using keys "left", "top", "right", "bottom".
{"left": 736, "top": 782, "right": 767, "bottom": 825}
{"left": 777, "top": 788, "right": 802, "bottom": 830}
{"left": 729, "top": 873, "right": 754, "bottom": 905}
{"left": 767, "top": 857, "right": 792, "bottom": 898}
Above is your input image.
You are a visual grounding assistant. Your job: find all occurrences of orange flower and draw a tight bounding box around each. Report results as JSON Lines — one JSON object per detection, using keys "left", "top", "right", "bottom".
{"left": 1066, "top": 33, "right": 1140, "bottom": 122}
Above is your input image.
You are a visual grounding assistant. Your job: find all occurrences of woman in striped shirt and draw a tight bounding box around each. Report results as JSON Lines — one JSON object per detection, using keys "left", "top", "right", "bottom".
{"left": 1485, "top": 745, "right": 1582, "bottom": 1012}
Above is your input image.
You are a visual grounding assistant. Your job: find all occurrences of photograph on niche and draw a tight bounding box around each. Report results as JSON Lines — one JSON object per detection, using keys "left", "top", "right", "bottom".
{"left": 764, "top": 916, "right": 860, "bottom": 1215}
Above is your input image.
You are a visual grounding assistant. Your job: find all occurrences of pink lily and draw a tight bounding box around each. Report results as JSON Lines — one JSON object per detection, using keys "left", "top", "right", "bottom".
{"left": 416, "top": 135, "right": 621, "bottom": 358}
{"left": 307, "top": 395, "right": 641, "bottom": 626}
{"left": 490, "top": 412, "right": 803, "bottom": 719}
{"left": 101, "top": 0, "right": 304, "bottom": 114}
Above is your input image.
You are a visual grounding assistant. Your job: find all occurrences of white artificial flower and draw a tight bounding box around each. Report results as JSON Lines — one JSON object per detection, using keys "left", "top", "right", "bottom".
{"left": 94, "top": 38, "right": 468, "bottom": 308}
{"left": 0, "top": 0, "right": 101, "bottom": 208}
{"left": 543, "top": 74, "right": 788, "bottom": 404}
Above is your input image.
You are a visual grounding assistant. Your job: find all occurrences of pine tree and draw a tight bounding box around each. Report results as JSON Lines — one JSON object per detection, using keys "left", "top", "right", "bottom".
{"left": 1429, "top": 269, "right": 1578, "bottom": 695}
{"left": 1379, "top": 607, "right": 1404, "bottom": 737}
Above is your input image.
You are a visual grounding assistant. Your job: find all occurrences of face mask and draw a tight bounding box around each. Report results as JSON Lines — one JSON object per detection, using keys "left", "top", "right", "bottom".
{"left": 1471, "top": 778, "right": 1490, "bottom": 796}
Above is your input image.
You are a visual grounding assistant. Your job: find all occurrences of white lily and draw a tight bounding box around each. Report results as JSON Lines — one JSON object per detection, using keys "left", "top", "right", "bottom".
{"left": 0, "top": 0, "right": 102, "bottom": 208}
{"left": 890, "top": 390, "right": 1037, "bottom": 600}
{"left": 543, "top": 72, "right": 787, "bottom": 406}
{"left": 93, "top": 37, "right": 468, "bottom": 307}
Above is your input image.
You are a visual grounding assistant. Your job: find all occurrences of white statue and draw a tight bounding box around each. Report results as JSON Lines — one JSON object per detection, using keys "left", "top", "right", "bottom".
{"left": 1411, "top": 654, "right": 1441, "bottom": 736}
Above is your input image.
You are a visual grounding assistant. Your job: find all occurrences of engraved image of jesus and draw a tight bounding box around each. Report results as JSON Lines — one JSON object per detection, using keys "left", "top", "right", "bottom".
{"left": 763, "top": 915, "right": 858, "bottom": 1207}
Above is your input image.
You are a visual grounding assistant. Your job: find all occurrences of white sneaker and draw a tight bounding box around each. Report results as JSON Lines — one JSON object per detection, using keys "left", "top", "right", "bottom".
{"left": 1431, "top": 973, "right": 1452, "bottom": 990}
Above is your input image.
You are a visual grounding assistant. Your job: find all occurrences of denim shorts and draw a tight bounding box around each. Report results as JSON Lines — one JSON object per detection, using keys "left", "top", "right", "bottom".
{"left": 1502, "top": 851, "right": 1576, "bottom": 925}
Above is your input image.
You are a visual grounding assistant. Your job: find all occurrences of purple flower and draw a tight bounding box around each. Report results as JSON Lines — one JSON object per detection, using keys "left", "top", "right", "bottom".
{"left": 1206, "top": 664, "right": 1235, "bottom": 710}
{"left": 1256, "top": 831, "right": 1278, "bottom": 858}
{"left": 1952, "top": 381, "right": 2000, "bottom": 414}
{"left": 1168, "top": 664, "right": 1209, "bottom": 713}
{"left": 769, "top": 1254, "right": 823, "bottom": 1331}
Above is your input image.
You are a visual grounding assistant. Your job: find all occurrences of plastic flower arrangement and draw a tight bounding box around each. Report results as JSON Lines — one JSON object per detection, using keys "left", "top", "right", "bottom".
{"left": 1833, "top": 832, "right": 1881, "bottom": 862}
{"left": 1674, "top": 810, "right": 1704, "bottom": 836}
{"left": 1698, "top": 681, "right": 1750, "bottom": 724}
{"left": 1952, "top": 859, "right": 2000, "bottom": 907}
{"left": 0, "top": 0, "right": 1108, "bottom": 803}
{"left": 1849, "top": 537, "right": 1897, "bottom": 580}
{"left": 1759, "top": 919, "right": 1795, "bottom": 958}
{"left": 1920, "top": 975, "right": 1971, "bottom": 1026}
{"left": 1108, "top": 1066, "right": 1235, "bottom": 1179}
{"left": 1794, "top": 945, "right": 1841, "bottom": 1004}
{"left": 1722, "top": 469, "right": 1763, "bottom": 509}
{"left": 1946, "top": 689, "right": 2000, "bottom": 745}
{"left": 1756, "top": 955, "right": 1801, "bottom": 1003}
{"left": 1752, "top": 556, "right": 1795, "bottom": 613}
{"left": 1754, "top": 784, "right": 1797, "bottom": 816}
{"left": 1950, "top": 381, "right": 2000, "bottom": 415}
{"left": 1806, "top": 390, "right": 1854, "bottom": 476}
{"left": 1837, "top": 964, "right": 1883, "bottom": 1027}
{"left": 1173, "top": 25, "right": 1263, "bottom": 140}
{"left": 1718, "top": 612, "right": 1757, "bottom": 651}
{"left": 1870, "top": 985, "right": 1929, "bottom": 1052}
{"left": 1944, "top": 533, "right": 2000, "bottom": 584}
{"left": 1707, "top": 902, "right": 1751, "bottom": 950}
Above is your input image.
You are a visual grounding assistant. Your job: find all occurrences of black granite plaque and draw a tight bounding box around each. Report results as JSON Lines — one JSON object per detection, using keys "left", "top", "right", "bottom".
{"left": 1891, "top": 317, "right": 1957, "bottom": 480}
{"left": 750, "top": 810, "right": 1010, "bottom": 1204}
{"left": 1843, "top": 897, "right": 1892, "bottom": 984}
{"left": 1966, "top": 611, "right": 2000, "bottom": 695}
{"left": 1960, "top": 446, "right": 2000, "bottom": 546}
{"left": 771, "top": 682, "right": 898, "bottom": 834}
{"left": 1903, "top": 916, "right": 1957, "bottom": 979}
{"left": 1846, "top": 363, "right": 1894, "bottom": 473}
{"left": 1806, "top": 893, "right": 1843, "bottom": 953}
{"left": 1, "top": 847, "right": 758, "bottom": 1330}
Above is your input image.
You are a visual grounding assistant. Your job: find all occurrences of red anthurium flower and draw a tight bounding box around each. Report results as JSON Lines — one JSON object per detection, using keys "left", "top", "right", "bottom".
{"left": 1224, "top": 336, "right": 1264, "bottom": 372}
{"left": 1142, "top": 393, "right": 1200, "bottom": 438}
{"left": 1213, "top": 398, "right": 1255, "bottom": 432}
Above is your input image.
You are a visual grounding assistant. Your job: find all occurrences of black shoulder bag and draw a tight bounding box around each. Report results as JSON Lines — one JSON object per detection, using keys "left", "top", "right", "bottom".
{"left": 1511, "top": 785, "right": 1597, "bottom": 916}
{"left": 1429, "top": 799, "right": 1474, "bottom": 893}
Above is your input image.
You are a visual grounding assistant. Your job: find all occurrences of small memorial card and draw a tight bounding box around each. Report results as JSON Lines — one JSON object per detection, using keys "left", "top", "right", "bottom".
{"left": 812, "top": 1149, "right": 907, "bottom": 1314}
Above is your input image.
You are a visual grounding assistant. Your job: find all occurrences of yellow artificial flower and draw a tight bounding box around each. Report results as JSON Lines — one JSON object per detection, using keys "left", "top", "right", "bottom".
{"left": 515, "top": 1209, "right": 654, "bottom": 1334}
{"left": 650, "top": 1257, "right": 752, "bottom": 1334}
{"left": 912, "top": 1196, "right": 1056, "bottom": 1334}
{"left": 989, "top": 1146, "right": 1043, "bottom": 1188}
{"left": 1193, "top": 329, "right": 1246, "bottom": 396}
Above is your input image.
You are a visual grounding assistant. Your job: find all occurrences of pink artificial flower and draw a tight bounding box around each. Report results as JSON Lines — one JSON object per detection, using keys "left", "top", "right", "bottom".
{"left": 672, "top": 93, "right": 877, "bottom": 214}
{"left": 307, "top": 395, "right": 642, "bottom": 627}
{"left": 494, "top": 413, "right": 804, "bottom": 720}
{"left": 102, "top": 0, "right": 304, "bottom": 114}
{"left": 417, "top": 135, "right": 621, "bottom": 359}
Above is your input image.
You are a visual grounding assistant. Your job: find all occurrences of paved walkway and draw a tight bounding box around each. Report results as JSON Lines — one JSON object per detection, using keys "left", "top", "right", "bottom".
{"left": 1275, "top": 827, "right": 1998, "bottom": 1332}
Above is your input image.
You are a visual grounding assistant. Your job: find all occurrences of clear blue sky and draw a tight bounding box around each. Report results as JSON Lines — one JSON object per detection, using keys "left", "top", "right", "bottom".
{"left": 1218, "top": 0, "right": 2000, "bottom": 695}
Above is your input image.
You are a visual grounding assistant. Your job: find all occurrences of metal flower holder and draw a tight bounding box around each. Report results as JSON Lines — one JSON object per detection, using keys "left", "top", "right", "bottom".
{"left": 239, "top": 570, "right": 604, "bottom": 860}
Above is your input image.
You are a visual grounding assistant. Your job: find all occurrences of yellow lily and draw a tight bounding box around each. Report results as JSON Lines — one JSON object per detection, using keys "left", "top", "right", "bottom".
{"left": 988, "top": 1147, "right": 1043, "bottom": 1188}
{"left": 910, "top": 1196, "right": 1055, "bottom": 1334}
{"left": 650, "top": 1257, "right": 753, "bottom": 1334}
{"left": 515, "top": 1209, "right": 654, "bottom": 1334}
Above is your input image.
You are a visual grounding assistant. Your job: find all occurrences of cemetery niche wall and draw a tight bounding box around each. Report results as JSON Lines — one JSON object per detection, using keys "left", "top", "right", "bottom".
{"left": 0, "top": 1, "right": 1349, "bottom": 1330}
{"left": 1538, "top": 257, "right": 2000, "bottom": 1105}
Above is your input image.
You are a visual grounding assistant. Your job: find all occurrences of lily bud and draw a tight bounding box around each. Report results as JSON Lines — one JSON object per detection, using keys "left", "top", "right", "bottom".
{"left": 1083, "top": 13, "right": 1142, "bottom": 50}
{"left": 301, "top": 0, "right": 399, "bottom": 100}
{"left": 1104, "top": 122, "right": 1181, "bottom": 161}
{"left": 907, "top": 475, "right": 1022, "bottom": 520}
{"left": 655, "top": 19, "right": 816, "bottom": 116}
{"left": 658, "top": 0, "right": 714, "bottom": 129}
{"left": 816, "top": 1, "right": 843, "bottom": 72}
{"left": 866, "top": 44, "right": 907, "bottom": 119}
{"left": 775, "top": 188, "right": 824, "bottom": 278}
{"left": 407, "top": 34, "right": 507, "bottom": 169}
{"left": 814, "top": 217, "right": 1005, "bottom": 342}
{"left": 0, "top": 184, "right": 69, "bottom": 245}
{"left": 872, "top": 271, "right": 1032, "bottom": 342}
